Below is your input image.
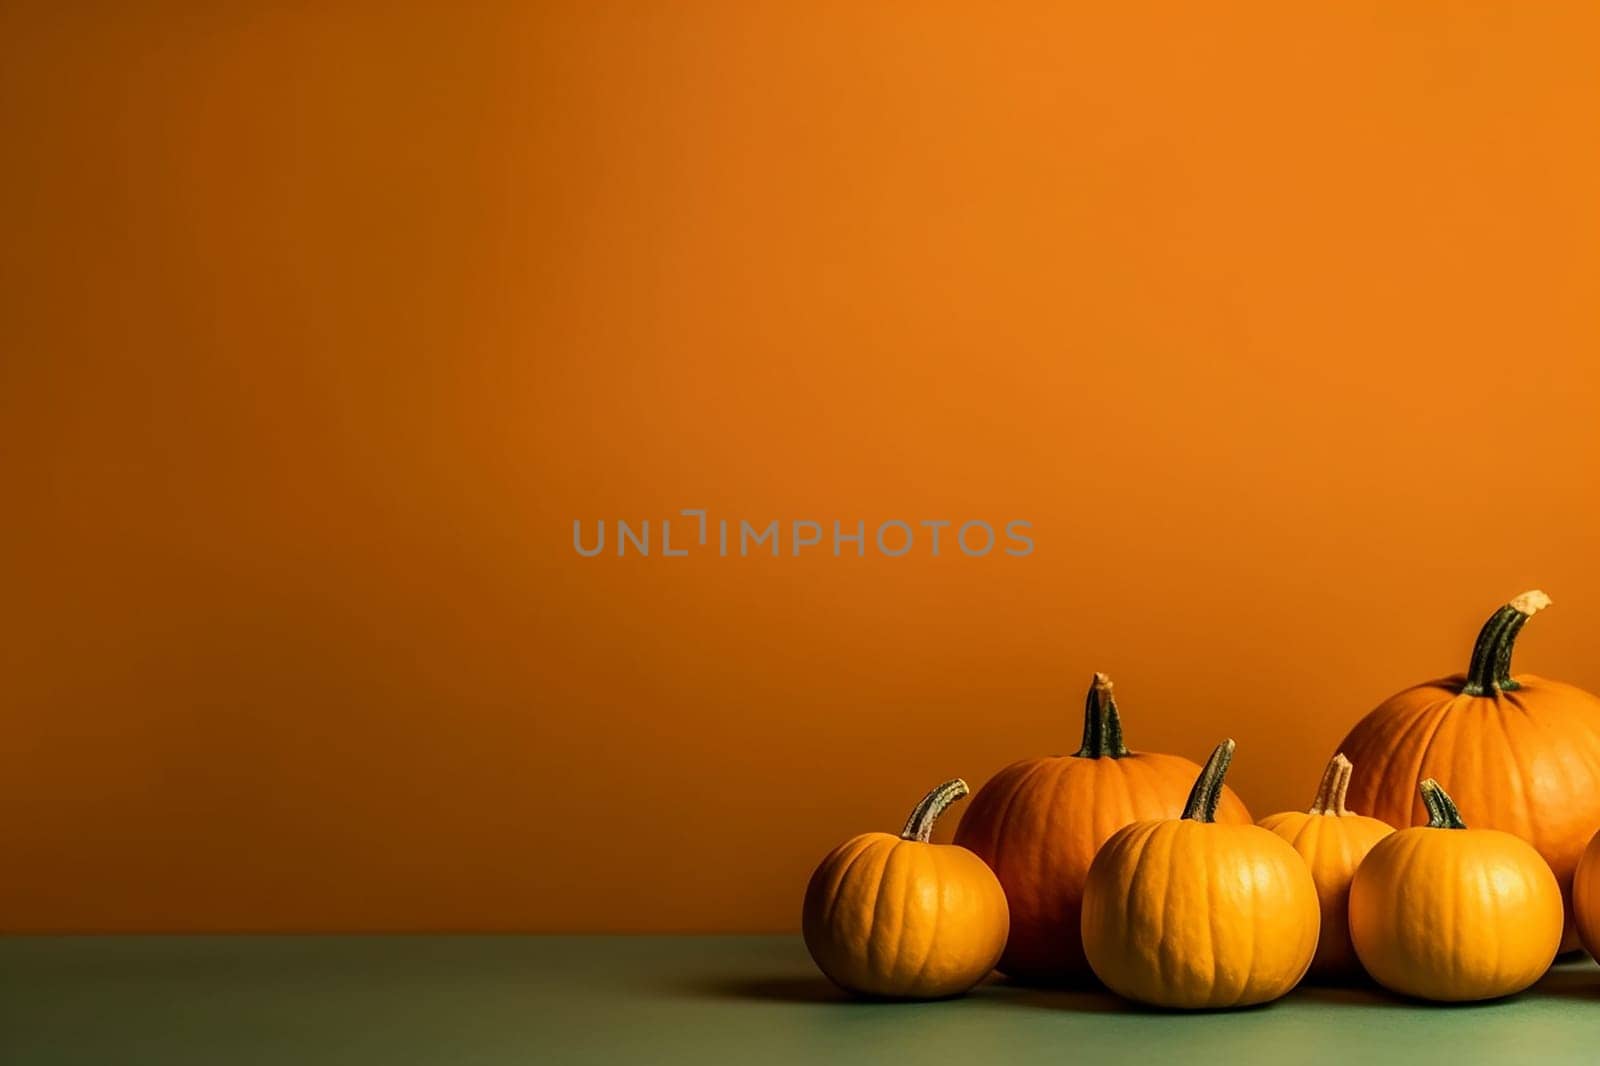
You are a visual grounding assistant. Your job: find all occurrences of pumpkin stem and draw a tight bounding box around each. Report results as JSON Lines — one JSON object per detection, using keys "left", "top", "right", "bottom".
{"left": 1419, "top": 778, "right": 1467, "bottom": 830}
{"left": 1309, "top": 753, "right": 1353, "bottom": 815}
{"left": 1462, "top": 589, "right": 1551, "bottom": 696}
{"left": 1073, "top": 673, "right": 1130, "bottom": 758}
{"left": 899, "top": 778, "right": 970, "bottom": 843}
{"left": 1180, "top": 739, "right": 1235, "bottom": 823}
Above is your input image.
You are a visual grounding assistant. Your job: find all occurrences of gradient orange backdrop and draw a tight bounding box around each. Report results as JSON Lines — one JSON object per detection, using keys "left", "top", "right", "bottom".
{"left": 3, "top": 2, "right": 1600, "bottom": 932}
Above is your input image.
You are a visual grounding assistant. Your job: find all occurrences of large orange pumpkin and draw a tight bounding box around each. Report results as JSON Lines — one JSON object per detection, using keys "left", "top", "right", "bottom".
{"left": 1335, "top": 590, "right": 1600, "bottom": 951}
{"left": 953, "top": 673, "right": 1250, "bottom": 982}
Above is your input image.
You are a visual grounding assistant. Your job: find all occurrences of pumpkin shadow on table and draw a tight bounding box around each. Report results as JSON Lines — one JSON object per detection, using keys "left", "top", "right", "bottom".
{"left": 987, "top": 973, "right": 1429, "bottom": 1014}
{"left": 690, "top": 975, "right": 861, "bottom": 1005}
{"left": 972, "top": 975, "right": 1130, "bottom": 1014}
{"left": 1293, "top": 966, "right": 1600, "bottom": 1009}
{"left": 992, "top": 975, "right": 1342, "bottom": 1015}
{"left": 689, "top": 971, "right": 1127, "bottom": 1009}
{"left": 1524, "top": 961, "right": 1600, "bottom": 1002}
{"left": 691, "top": 966, "right": 1600, "bottom": 1011}
{"left": 690, "top": 975, "right": 1133, "bottom": 1011}
{"left": 1289, "top": 980, "right": 1416, "bottom": 1010}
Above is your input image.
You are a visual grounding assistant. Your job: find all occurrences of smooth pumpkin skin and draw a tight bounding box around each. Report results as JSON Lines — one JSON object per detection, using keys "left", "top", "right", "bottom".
{"left": 1080, "top": 742, "right": 1319, "bottom": 1009}
{"left": 1336, "top": 593, "right": 1600, "bottom": 952}
{"left": 1568, "top": 827, "right": 1600, "bottom": 960}
{"left": 1257, "top": 754, "right": 1393, "bottom": 981}
{"left": 954, "top": 676, "right": 1250, "bottom": 982}
{"left": 1349, "top": 788, "right": 1562, "bottom": 1002}
{"left": 802, "top": 781, "right": 1009, "bottom": 999}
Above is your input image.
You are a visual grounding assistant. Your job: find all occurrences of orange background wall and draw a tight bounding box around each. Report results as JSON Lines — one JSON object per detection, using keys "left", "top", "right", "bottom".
{"left": 3, "top": 2, "right": 1599, "bottom": 932}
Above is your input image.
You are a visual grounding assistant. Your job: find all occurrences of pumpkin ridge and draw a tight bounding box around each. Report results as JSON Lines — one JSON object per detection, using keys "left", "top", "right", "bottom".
{"left": 1154, "top": 824, "right": 1184, "bottom": 992}
{"left": 1256, "top": 834, "right": 1295, "bottom": 1003}
{"left": 858, "top": 842, "right": 899, "bottom": 977}
{"left": 891, "top": 842, "right": 928, "bottom": 985}
{"left": 1398, "top": 695, "right": 1460, "bottom": 825}
{"left": 1032, "top": 761, "right": 1072, "bottom": 918}
{"left": 1286, "top": 813, "right": 1314, "bottom": 852}
{"left": 1238, "top": 834, "right": 1278, "bottom": 1006}
{"left": 987, "top": 759, "right": 1054, "bottom": 912}
{"left": 878, "top": 843, "right": 911, "bottom": 981}
{"left": 1416, "top": 699, "right": 1465, "bottom": 823}
{"left": 1484, "top": 857, "right": 1505, "bottom": 987}
{"left": 818, "top": 837, "right": 877, "bottom": 935}
{"left": 1491, "top": 693, "right": 1539, "bottom": 845}
{"left": 957, "top": 761, "right": 1033, "bottom": 877}
{"left": 1352, "top": 688, "right": 1452, "bottom": 822}
{"left": 1111, "top": 826, "right": 1151, "bottom": 989}
{"left": 905, "top": 847, "right": 945, "bottom": 991}
{"left": 1344, "top": 688, "right": 1433, "bottom": 813}
{"left": 1195, "top": 829, "right": 1225, "bottom": 1005}
{"left": 1114, "top": 754, "right": 1156, "bottom": 830}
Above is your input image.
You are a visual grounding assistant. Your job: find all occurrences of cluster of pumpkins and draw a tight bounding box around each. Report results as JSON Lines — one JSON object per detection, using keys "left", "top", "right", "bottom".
{"left": 802, "top": 590, "right": 1600, "bottom": 1008}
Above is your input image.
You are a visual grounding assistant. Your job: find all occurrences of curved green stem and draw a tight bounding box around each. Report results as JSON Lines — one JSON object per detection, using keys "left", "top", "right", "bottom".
{"left": 1419, "top": 778, "right": 1467, "bottom": 829}
{"left": 899, "top": 778, "right": 969, "bottom": 842}
{"left": 1463, "top": 590, "right": 1551, "bottom": 696}
{"left": 1181, "top": 739, "right": 1235, "bottom": 823}
{"left": 1074, "top": 673, "right": 1130, "bottom": 758}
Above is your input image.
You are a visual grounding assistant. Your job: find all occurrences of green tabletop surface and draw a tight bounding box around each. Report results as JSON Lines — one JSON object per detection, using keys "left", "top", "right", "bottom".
{"left": 2, "top": 935, "right": 1597, "bottom": 1064}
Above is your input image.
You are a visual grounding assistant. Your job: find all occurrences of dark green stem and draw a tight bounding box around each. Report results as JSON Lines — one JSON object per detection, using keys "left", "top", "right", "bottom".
{"left": 1491, "top": 613, "right": 1530, "bottom": 691}
{"left": 1420, "top": 778, "right": 1467, "bottom": 829}
{"left": 899, "top": 778, "right": 969, "bottom": 842}
{"left": 1462, "top": 590, "right": 1550, "bottom": 696}
{"left": 1074, "top": 673, "right": 1130, "bottom": 758}
{"left": 1181, "top": 739, "right": 1235, "bottom": 823}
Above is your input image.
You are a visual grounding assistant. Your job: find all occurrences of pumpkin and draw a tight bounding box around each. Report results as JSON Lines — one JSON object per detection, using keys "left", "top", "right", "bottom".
{"left": 1080, "top": 740, "right": 1320, "bottom": 1009}
{"left": 1349, "top": 779, "right": 1562, "bottom": 1002}
{"left": 1335, "top": 590, "right": 1600, "bottom": 951}
{"left": 953, "top": 673, "right": 1251, "bottom": 982}
{"left": 802, "top": 777, "right": 1009, "bottom": 999}
{"left": 1257, "top": 753, "right": 1393, "bottom": 982}
{"left": 1574, "top": 827, "right": 1600, "bottom": 959}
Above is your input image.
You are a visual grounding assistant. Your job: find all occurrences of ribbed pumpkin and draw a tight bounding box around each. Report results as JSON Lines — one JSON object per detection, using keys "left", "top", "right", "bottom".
{"left": 1335, "top": 590, "right": 1600, "bottom": 951}
{"left": 802, "top": 778, "right": 1009, "bottom": 999}
{"left": 1349, "top": 779, "right": 1563, "bottom": 1002}
{"left": 954, "top": 674, "right": 1251, "bottom": 982}
{"left": 1257, "top": 754, "right": 1393, "bottom": 982}
{"left": 1081, "top": 740, "right": 1320, "bottom": 1009}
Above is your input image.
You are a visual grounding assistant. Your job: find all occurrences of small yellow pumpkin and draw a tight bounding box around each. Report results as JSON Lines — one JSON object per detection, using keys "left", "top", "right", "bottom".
{"left": 1081, "top": 740, "right": 1320, "bottom": 1009}
{"left": 1258, "top": 753, "right": 1393, "bottom": 982}
{"left": 1349, "top": 779, "right": 1562, "bottom": 1002}
{"left": 802, "top": 778, "right": 1008, "bottom": 999}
